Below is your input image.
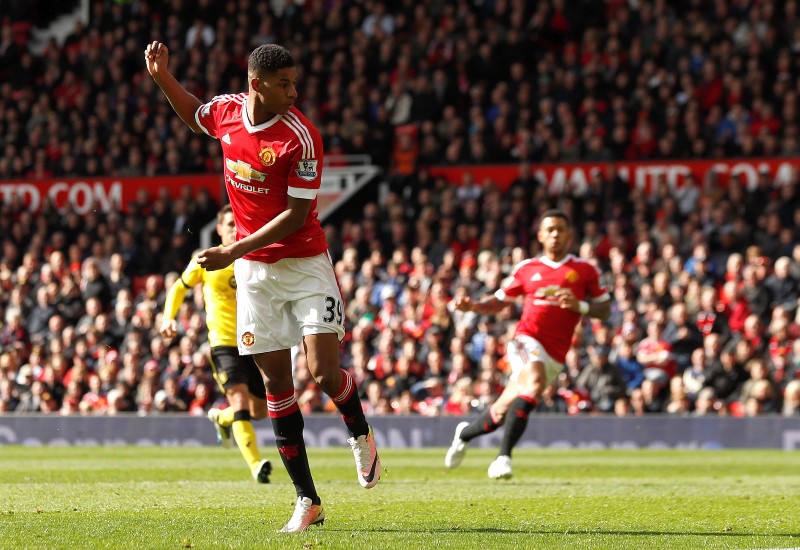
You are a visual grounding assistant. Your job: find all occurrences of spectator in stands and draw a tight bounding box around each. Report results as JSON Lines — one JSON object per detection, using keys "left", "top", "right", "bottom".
{"left": 741, "top": 265, "right": 772, "bottom": 323}
{"left": 26, "top": 286, "right": 56, "bottom": 344}
{"left": 638, "top": 377, "right": 668, "bottom": 414}
{"left": 665, "top": 376, "right": 692, "bottom": 415}
{"left": 765, "top": 257, "right": 799, "bottom": 315}
{"left": 575, "top": 343, "right": 626, "bottom": 414}
{"left": 739, "top": 357, "right": 780, "bottom": 407}
{"left": 693, "top": 387, "right": 722, "bottom": 417}
{"left": 612, "top": 339, "right": 644, "bottom": 394}
{"left": 695, "top": 286, "right": 731, "bottom": 343}
{"left": 153, "top": 375, "right": 188, "bottom": 413}
{"left": 636, "top": 318, "right": 676, "bottom": 384}
{"left": 703, "top": 348, "right": 749, "bottom": 404}
{"left": 662, "top": 302, "right": 703, "bottom": 373}
{"left": 1, "top": 308, "right": 29, "bottom": 352}
{"left": 80, "top": 258, "right": 111, "bottom": 308}
{"left": 784, "top": 380, "right": 800, "bottom": 416}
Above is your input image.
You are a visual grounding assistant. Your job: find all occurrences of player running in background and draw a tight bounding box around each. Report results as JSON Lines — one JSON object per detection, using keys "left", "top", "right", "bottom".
{"left": 446, "top": 209, "right": 611, "bottom": 479}
{"left": 160, "top": 205, "right": 271, "bottom": 484}
{"left": 146, "top": 41, "right": 380, "bottom": 533}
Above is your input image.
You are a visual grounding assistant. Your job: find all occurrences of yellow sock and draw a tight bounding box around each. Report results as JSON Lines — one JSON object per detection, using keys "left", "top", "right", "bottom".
{"left": 231, "top": 419, "right": 261, "bottom": 471}
{"left": 217, "top": 407, "right": 235, "bottom": 427}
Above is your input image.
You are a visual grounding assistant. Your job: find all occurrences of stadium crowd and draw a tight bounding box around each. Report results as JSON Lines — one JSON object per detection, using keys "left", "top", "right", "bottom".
{"left": 2, "top": 0, "right": 800, "bottom": 418}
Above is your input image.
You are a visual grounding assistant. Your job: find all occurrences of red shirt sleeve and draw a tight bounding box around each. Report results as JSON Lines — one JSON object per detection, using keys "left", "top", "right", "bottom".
{"left": 286, "top": 122, "right": 324, "bottom": 199}
{"left": 585, "top": 263, "right": 609, "bottom": 301}
{"left": 194, "top": 96, "right": 227, "bottom": 139}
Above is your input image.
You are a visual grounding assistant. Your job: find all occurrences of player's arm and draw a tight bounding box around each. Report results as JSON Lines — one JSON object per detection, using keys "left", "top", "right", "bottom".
{"left": 456, "top": 271, "right": 523, "bottom": 315}
{"left": 160, "top": 261, "right": 202, "bottom": 338}
{"left": 454, "top": 294, "right": 509, "bottom": 315}
{"left": 197, "top": 196, "right": 311, "bottom": 271}
{"left": 590, "top": 300, "right": 612, "bottom": 320}
{"left": 144, "top": 41, "right": 203, "bottom": 133}
{"left": 576, "top": 293, "right": 612, "bottom": 321}
{"left": 555, "top": 288, "right": 611, "bottom": 320}
{"left": 229, "top": 195, "right": 310, "bottom": 255}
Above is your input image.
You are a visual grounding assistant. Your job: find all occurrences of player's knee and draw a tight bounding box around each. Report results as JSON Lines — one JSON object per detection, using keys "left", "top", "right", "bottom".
{"left": 529, "top": 380, "right": 545, "bottom": 399}
{"left": 259, "top": 370, "right": 293, "bottom": 394}
{"left": 226, "top": 385, "right": 249, "bottom": 409}
{"left": 249, "top": 394, "right": 268, "bottom": 420}
{"left": 312, "top": 367, "right": 341, "bottom": 396}
{"left": 526, "top": 365, "right": 547, "bottom": 398}
{"left": 490, "top": 402, "right": 508, "bottom": 423}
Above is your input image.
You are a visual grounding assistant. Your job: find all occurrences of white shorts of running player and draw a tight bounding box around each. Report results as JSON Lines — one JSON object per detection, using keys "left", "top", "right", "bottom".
{"left": 234, "top": 253, "right": 345, "bottom": 355}
{"left": 506, "top": 335, "right": 563, "bottom": 387}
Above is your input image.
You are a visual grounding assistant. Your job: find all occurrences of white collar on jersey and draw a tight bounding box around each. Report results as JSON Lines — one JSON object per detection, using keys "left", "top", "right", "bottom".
{"left": 540, "top": 253, "right": 573, "bottom": 269}
{"left": 242, "top": 107, "right": 282, "bottom": 133}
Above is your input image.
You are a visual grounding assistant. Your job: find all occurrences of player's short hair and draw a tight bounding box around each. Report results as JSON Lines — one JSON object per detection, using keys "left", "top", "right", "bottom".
{"left": 217, "top": 204, "right": 233, "bottom": 224}
{"left": 248, "top": 44, "right": 295, "bottom": 76}
{"left": 539, "top": 209, "right": 571, "bottom": 226}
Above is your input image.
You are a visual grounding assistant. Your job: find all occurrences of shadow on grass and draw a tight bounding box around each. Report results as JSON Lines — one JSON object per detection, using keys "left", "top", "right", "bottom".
{"left": 320, "top": 526, "right": 800, "bottom": 537}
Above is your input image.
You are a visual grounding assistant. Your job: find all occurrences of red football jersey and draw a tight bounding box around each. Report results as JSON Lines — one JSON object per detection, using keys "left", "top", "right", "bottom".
{"left": 195, "top": 93, "right": 328, "bottom": 263}
{"left": 496, "top": 254, "right": 609, "bottom": 363}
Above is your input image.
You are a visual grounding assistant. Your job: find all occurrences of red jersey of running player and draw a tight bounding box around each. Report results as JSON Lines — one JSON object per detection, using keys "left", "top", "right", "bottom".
{"left": 496, "top": 254, "right": 609, "bottom": 363}
{"left": 195, "top": 93, "right": 327, "bottom": 263}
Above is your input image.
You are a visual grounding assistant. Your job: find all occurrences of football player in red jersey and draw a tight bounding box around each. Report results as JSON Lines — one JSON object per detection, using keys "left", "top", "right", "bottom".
{"left": 445, "top": 209, "right": 611, "bottom": 479}
{"left": 145, "top": 41, "right": 380, "bottom": 532}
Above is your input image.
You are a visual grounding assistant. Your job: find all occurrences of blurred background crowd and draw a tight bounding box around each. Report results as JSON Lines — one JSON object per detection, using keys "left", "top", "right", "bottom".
{"left": 1, "top": 0, "right": 800, "bottom": 418}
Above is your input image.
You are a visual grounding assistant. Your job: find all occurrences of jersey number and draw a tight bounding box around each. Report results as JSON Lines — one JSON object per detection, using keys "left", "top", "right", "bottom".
{"left": 323, "top": 296, "right": 343, "bottom": 325}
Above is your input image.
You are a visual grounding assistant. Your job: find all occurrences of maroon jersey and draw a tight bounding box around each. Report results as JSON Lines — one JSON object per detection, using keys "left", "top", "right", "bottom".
{"left": 496, "top": 254, "right": 609, "bottom": 363}
{"left": 195, "top": 93, "right": 328, "bottom": 263}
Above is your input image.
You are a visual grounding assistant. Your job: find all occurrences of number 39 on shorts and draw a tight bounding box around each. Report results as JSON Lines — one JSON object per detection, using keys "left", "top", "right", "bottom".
{"left": 323, "top": 295, "right": 343, "bottom": 325}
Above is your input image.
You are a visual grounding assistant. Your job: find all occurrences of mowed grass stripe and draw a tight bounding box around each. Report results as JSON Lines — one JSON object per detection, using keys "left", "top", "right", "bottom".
{"left": 1, "top": 447, "right": 799, "bottom": 549}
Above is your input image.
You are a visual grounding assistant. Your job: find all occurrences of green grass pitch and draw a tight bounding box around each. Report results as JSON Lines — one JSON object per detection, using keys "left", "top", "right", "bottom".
{"left": 1, "top": 446, "right": 799, "bottom": 549}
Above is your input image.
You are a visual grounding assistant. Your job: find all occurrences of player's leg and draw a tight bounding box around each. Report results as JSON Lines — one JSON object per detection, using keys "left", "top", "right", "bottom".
{"left": 304, "top": 332, "right": 381, "bottom": 489}
{"left": 234, "top": 258, "right": 322, "bottom": 532}
{"left": 255, "top": 349, "right": 312, "bottom": 492}
{"left": 487, "top": 362, "right": 543, "bottom": 480}
{"left": 255, "top": 349, "right": 323, "bottom": 529}
{"left": 445, "top": 339, "right": 526, "bottom": 469}
{"left": 228, "top": 384, "right": 272, "bottom": 482}
{"left": 207, "top": 347, "right": 238, "bottom": 449}
{"left": 444, "top": 382, "right": 520, "bottom": 468}
{"left": 489, "top": 338, "right": 560, "bottom": 479}
{"left": 497, "top": 361, "right": 544, "bottom": 459}
{"left": 290, "top": 252, "right": 380, "bottom": 489}
{"left": 234, "top": 355, "right": 271, "bottom": 482}
{"left": 208, "top": 348, "right": 271, "bottom": 482}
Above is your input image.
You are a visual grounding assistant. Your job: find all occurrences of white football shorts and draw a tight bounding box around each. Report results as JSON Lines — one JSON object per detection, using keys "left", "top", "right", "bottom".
{"left": 234, "top": 253, "right": 345, "bottom": 355}
{"left": 506, "top": 334, "right": 563, "bottom": 386}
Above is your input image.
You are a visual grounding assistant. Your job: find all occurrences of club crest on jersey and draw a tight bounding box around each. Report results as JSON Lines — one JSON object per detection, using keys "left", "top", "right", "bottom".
{"left": 229, "top": 276, "right": 236, "bottom": 289}
{"left": 226, "top": 159, "right": 266, "bottom": 182}
{"left": 565, "top": 270, "right": 580, "bottom": 283}
{"left": 295, "top": 159, "right": 318, "bottom": 181}
{"left": 259, "top": 146, "right": 276, "bottom": 166}
{"left": 241, "top": 331, "right": 256, "bottom": 348}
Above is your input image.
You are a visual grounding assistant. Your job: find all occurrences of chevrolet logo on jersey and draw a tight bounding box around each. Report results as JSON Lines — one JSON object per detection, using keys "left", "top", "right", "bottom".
{"left": 226, "top": 159, "right": 266, "bottom": 182}
{"left": 537, "top": 286, "right": 560, "bottom": 297}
